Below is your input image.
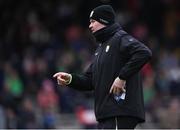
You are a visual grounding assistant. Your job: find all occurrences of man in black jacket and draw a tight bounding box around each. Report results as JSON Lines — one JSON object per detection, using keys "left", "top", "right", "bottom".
{"left": 53, "top": 5, "right": 152, "bottom": 129}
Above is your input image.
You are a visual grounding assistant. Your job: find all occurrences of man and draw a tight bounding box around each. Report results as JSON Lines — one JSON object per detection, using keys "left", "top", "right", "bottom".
{"left": 53, "top": 5, "right": 152, "bottom": 129}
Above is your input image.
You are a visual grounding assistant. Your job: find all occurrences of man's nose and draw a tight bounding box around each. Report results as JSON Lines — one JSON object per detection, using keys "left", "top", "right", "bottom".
{"left": 89, "top": 23, "right": 92, "bottom": 29}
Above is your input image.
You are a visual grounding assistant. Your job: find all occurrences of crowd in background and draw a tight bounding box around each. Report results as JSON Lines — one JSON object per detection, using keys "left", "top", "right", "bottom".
{"left": 0, "top": 0, "right": 180, "bottom": 129}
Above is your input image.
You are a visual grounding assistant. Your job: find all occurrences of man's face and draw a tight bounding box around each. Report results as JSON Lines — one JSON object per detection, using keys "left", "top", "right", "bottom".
{"left": 89, "top": 19, "right": 106, "bottom": 33}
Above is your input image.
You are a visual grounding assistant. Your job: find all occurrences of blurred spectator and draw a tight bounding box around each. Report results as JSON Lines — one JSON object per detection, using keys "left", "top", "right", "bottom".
{"left": 5, "top": 107, "right": 18, "bottom": 129}
{"left": 4, "top": 62, "right": 24, "bottom": 98}
{"left": 143, "top": 74, "right": 156, "bottom": 110}
{"left": 155, "top": 98, "right": 180, "bottom": 128}
{"left": 76, "top": 106, "right": 97, "bottom": 129}
{"left": 37, "top": 79, "right": 59, "bottom": 128}
{"left": 37, "top": 79, "right": 59, "bottom": 111}
{"left": 17, "top": 98, "right": 39, "bottom": 128}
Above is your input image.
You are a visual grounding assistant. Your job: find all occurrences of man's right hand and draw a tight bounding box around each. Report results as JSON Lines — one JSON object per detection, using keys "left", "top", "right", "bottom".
{"left": 53, "top": 72, "right": 72, "bottom": 86}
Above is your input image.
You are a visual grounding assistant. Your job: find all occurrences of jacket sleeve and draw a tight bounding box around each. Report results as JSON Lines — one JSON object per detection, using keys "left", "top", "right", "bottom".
{"left": 68, "top": 63, "right": 94, "bottom": 91}
{"left": 118, "top": 35, "right": 152, "bottom": 80}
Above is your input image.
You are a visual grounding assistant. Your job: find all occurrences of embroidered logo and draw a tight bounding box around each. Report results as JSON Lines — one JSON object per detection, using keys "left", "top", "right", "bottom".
{"left": 90, "top": 11, "right": 94, "bottom": 17}
{"left": 105, "top": 45, "right": 110, "bottom": 52}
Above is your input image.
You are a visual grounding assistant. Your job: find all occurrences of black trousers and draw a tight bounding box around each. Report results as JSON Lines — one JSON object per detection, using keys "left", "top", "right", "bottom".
{"left": 97, "top": 116, "right": 139, "bottom": 129}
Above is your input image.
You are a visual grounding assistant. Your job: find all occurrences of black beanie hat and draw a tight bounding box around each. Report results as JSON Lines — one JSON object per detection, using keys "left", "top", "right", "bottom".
{"left": 90, "top": 5, "right": 116, "bottom": 25}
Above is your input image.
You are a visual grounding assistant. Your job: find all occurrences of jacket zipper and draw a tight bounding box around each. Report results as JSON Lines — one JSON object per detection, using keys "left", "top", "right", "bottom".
{"left": 96, "top": 43, "right": 103, "bottom": 72}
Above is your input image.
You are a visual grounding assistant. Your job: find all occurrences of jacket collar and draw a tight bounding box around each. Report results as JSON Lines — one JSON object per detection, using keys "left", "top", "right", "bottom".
{"left": 93, "top": 23, "right": 121, "bottom": 43}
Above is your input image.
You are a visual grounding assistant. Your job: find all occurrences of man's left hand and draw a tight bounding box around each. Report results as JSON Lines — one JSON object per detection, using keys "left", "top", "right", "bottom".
{"left": 109, "top": 77, "right": 126, "bottom": 94}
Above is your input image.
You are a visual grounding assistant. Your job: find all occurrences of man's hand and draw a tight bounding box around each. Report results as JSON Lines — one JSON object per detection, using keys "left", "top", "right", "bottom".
{"left": 109, "top": 77, "right": 126, "bottom": 94}
{"left": 53, "top": 72, "right": 72, "bottom": 86}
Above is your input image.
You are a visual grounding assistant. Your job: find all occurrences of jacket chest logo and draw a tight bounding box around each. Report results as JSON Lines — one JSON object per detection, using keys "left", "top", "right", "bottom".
{"left": 105, "top": 45, "right": 110, "bottom": 52}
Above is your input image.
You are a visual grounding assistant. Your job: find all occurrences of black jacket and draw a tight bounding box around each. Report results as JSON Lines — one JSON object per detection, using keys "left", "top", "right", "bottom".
{"left": 69, "top": 23, "right": 152, "bottom": 122}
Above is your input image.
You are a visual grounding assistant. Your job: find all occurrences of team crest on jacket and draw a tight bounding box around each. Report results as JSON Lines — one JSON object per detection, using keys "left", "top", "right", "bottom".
{"left": 105, "top": 45, "right": 110, "bottom": 52}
